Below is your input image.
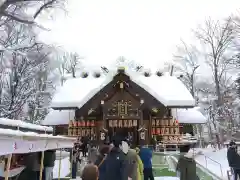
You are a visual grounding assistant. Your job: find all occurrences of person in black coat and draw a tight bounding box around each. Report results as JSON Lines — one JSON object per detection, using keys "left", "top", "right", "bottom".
{"left": 43, "top": 150, "right": 56, "bottom": 180}
{"left": 227, "top": 141, "right": 240, "bottom": 180}
{"left": 104, "top": 135, "right": 130, "bottom": 180}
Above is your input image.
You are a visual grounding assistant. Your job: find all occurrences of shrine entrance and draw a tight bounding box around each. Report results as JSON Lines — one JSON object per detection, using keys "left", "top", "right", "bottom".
{"left": 107, "top": 119, "right": 139, "bottom": 147}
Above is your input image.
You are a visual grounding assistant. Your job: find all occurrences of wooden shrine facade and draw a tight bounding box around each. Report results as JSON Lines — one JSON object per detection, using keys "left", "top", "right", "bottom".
{"left": 54, "top": 69, "right": 194, "bottom": 145}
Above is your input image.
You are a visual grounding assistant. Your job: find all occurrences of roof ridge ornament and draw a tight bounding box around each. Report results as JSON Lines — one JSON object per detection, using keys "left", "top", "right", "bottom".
{"left": 81, "top": 72, "right": 88, "bottom": 78}
{"left": 144, "top": 71, "right": 151, "bottom": 77}
{"left": 93, "top": 71, "right": 101, "bottom": 78}
{"left": 156, "top": 71, "right": 163, "bottom": 77}
{"left": 117, "top": 66, "right": 125, "bottom": 74}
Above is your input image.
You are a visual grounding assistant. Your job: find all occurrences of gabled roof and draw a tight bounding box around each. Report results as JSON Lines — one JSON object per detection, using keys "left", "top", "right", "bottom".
{"left": 50, "top": 67, "right": 195, "bottom": 109}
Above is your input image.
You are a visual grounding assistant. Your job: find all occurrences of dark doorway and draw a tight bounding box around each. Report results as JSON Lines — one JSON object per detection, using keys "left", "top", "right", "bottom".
{"left": 107, "top": 120, "right": 139, "bottom": 147}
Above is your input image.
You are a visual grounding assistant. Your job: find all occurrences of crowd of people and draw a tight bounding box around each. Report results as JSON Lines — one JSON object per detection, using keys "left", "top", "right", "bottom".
{"left": 71, "top": 134, "right": 200, "bottom": 180}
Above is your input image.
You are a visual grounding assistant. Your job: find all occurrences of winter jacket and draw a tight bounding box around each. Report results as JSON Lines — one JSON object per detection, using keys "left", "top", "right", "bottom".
{"left": 139, "top": 147, "right": 152, "bottom": 169}
{"left": 23, "top": 152, "right": 41, "bottom": 171}
{"left": 125, "top": 149, "right": 138, "bottom": 180}
{"left": 227, "top": 147, "right": 240, "bottom": 169}
{"left": 95, "top": 154, "right": 107, "bottom": 180}
{"left": 176, "top": 151, "right": 197, "bottom": 180}
{"left": 104, "top": 147, "right": 128, "bottom": 180}
{"left": 43, "top": 150, "right": 56, "bottom": 167}
{"left": 136, "top": 154, "right": 143, "bottom": 180}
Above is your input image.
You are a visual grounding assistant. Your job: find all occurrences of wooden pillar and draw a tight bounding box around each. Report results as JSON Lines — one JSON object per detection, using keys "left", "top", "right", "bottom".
{"left": 148, "top": 114, "right": 152, "bottom": 145}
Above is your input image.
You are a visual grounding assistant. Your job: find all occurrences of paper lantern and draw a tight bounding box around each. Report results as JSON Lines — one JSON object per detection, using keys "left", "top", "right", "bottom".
{"left": 161, "top": 128, "right": 165, "bottom": 134}
{"left": 152, "top": 120, "right": 155, "bottom": 126}
{"left": 69, "top": 120, "right": 73, "bottom": 127}
{"left": 129, "top": 120, "right": 132, "bottom": 127}
{"left": 91, "top": 121, "right": 95, "bottom": 126}
{"left": 152, "top": 128, "right": 155, "bottom": 135}
{"left": 78, "top": 121, "right": 81, "bottom": 127}
{"left": 175, "top": 119, "right": 179, "bottom": 124}
{"left": 109, "top": 120, "right": 113, "bottom": 127}
{"left": 133, "top": 120, "right": 137, "bottom": 127}
{"left": 82, "top": 121, "right": 85, "bottom": 126}
{"left": 124, "top": 120, "right": 128, "bottom": 127}
{"left": 114, "top": 120, "right": 118, "bottom": 127}
{"left": 118, "top": 120, "right": 123, "bottom": 127}
{"left": 86, "top": 121, "right": 90, "bottom": 126}
{"left": 156, "top": 128, "right": 160, "bottom": 134}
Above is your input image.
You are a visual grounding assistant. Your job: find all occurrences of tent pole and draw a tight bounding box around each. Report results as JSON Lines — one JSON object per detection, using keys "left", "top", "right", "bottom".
{"left": 58, "top": 149, "right": 62, "bottom": 180}
{"left": 39, "top": 151, "right": 45, "bottom": 180}
{"left": 70, "top": 148, "right": 73, "bottom": 178}
{"left": 4, "top": 153, "right": 12, "bottom": 180}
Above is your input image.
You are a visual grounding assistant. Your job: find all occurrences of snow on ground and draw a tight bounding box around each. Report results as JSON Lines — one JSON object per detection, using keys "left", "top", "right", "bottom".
{"left": 53, "top": 157, "right": 70, "bottom": 178}
{"left": 194, "top": 148, "right": 229, "bottom": 179}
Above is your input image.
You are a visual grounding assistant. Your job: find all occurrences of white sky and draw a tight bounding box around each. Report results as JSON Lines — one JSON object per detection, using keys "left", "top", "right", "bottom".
{"left": 39, "top": 0, "right": 240, "bottom": 69}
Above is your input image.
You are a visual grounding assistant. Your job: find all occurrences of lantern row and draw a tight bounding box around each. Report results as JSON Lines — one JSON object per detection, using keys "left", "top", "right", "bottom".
{"left": 152, "top": 118, "right": 179, "bottom": 126}
{"left": 151, "top": 127, "right": 180, "bottom": 135}
{"left": 68, "top": 128, "right": 95, "bottom": 137}
{"left": 108, "top": 119, "right": 138, "bottom": 127}
{"left": 69, "top": 120, "right": 96, "bottom": 127}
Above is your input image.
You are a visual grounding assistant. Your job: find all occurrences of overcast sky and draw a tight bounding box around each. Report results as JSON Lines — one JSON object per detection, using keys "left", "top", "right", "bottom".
{"left": 39, "top": 0, "right": 240, "bottom": 69}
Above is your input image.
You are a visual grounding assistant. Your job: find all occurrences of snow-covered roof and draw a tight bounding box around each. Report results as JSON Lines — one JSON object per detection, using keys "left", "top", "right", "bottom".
{"left": 172, "top": 107, "right": 207, "bottom": 124}
{"left": 0, "top": 118, "right": 53, "bottom": 132}
{"left": 41, "top": 110, "right": 75, "bottom": 125}
{"left": 51, "top": 75, "right": 112, "bottom": 108}
{"left": 0, "top": 128, "right": 75, "bottom": 155}
{"left": 51, "top": 67, "right": 195, "bottom": 109}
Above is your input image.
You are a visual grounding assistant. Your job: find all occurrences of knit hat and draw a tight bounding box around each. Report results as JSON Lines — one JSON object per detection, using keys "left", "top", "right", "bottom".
{"left": 179, "top": 144, "right": 191, "bottom": 153}
{"left": 230, "top": 140, "right": 236, "bottom": 147}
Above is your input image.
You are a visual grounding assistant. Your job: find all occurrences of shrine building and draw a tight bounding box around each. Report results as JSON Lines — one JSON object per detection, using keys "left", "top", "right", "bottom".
{"left": 41, "top": 66, "right": 206, "bottom": 146}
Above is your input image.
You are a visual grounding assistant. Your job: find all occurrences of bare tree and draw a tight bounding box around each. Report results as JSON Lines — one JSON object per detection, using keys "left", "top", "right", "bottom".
{"left": 173, "top": 40, "right": 200, "bottom": 98}
{"left": 0, "top": 0, "right": 65, "bottom": 25}
{"left": 62, "top": 52, "right": 82, "bottom": 78}
{"left": 195, "top": 17, "right": 236, "bottom": 106}
{"left": 0, "top": 21, "right": 52, "bottom": 120}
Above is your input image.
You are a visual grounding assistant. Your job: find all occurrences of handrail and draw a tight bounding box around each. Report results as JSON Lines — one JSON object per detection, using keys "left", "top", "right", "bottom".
{"left": 204, "top": 155, "right": 223, "bottom": 177}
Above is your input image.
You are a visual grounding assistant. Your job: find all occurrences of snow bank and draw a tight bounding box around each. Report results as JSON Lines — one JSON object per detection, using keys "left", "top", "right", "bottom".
{"left": 53, "top": 157, "right": 70, "bottom": 178}
{"left": 194, "top": 148, "right": 229, "bottom": 179}
{"left": 0, "top": 118, "right": 53, "bottom": 132}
